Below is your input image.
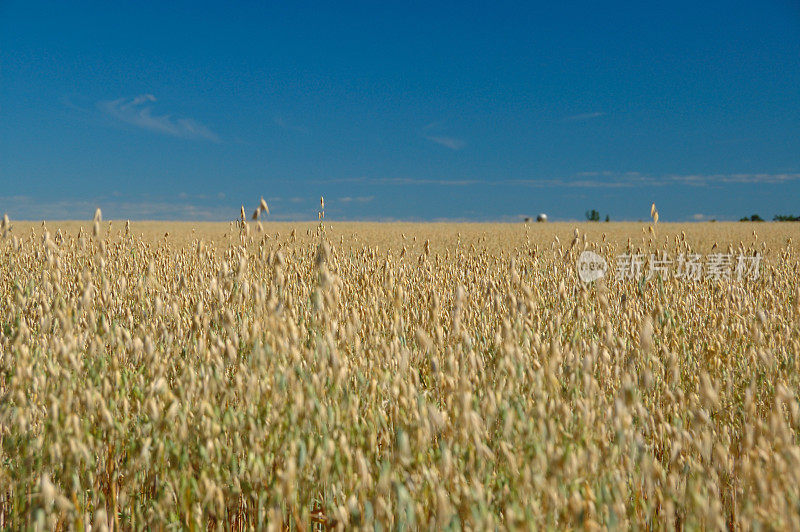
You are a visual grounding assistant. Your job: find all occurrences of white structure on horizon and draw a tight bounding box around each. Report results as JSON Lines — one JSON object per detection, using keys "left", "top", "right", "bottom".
{"left": 537, "top": 213, "right": 548, "bottom": 222}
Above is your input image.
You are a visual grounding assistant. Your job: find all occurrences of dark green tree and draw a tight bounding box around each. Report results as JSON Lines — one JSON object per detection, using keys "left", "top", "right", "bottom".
{"left": 585, "top": 209, "right": 600, "bottom": 222}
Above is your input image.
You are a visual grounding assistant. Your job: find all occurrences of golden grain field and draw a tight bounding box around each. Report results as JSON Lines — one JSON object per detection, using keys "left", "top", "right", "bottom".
{"left": 1, "top": 217, "right": 799, "bottom": 530}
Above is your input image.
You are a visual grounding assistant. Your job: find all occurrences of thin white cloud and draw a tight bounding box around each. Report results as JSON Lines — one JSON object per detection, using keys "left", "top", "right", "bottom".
{"left": 424, "top": 135, "right": 466, "bottom": 150}
{"left": 564, "top": 112, "right": 605, "bottom": 122}
{"left": 320, "top": 172, "right": 800, "bottom": 188}
{"left": 674, "top": 173, "right": 800, "bottom": 185}
{"left": 339, "top": 196, "right": 375, "bottom": 203}
{"left": 495, "top": 172, "right": 800, "bottom": 188}
{"left": 422, "top": 121, "right": 445, "bottom": 131}
{"left": 98, "top": 94, "right": 220, "bottom": 142}
{"left": 0, "top": 194, "right": 330, "bottom": 222}
{"left": 0, "top": 195, "right": 231, "bottom": 221}
{"left": 421, "top": 121, "right": 465, "bottom": 150}
{"left": 317, "top": 176, "right": 481, "bottom": 186}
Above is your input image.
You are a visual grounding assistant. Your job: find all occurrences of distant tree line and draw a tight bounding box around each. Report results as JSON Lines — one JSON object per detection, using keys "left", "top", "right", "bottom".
{"left": 578, "top": 210, "right": 799, "bottom": 222}
{"left": 739, "top": 214, "right": 800, "bottom": 222}
{"left": 585, "top": 209, "right": 610, "bottom": 222}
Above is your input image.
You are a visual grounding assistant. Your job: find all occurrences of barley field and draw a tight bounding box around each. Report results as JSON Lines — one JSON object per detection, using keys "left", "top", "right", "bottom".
{"left": 1, "top": 217, "right": 799, "bottom": 529}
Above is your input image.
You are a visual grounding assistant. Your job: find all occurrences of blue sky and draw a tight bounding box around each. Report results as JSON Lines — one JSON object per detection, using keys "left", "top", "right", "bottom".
{"left": 1, "top": 1, "right": 799, "bottom": 221}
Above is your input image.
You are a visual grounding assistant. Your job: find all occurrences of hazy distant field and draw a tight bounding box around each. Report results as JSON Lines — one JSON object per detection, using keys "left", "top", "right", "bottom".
{"left": 1, "top": 220, "right": 798, "bottom": 529}
{"left": 7, "top": 220, "right": 799, "bottom": 251}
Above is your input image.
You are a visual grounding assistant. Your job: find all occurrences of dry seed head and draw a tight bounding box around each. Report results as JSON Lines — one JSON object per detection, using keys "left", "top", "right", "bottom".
{"left": 93, "top": 508, "right": 109, "bottom": 532}
{"left": 640, "top": 316, "right": 654, "bottom": 352}
{"left": 699, "top": 372, "right": 719, "bottom": 408}
{"left": 40, "top": 473, "right": 56, "bottom": 506}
